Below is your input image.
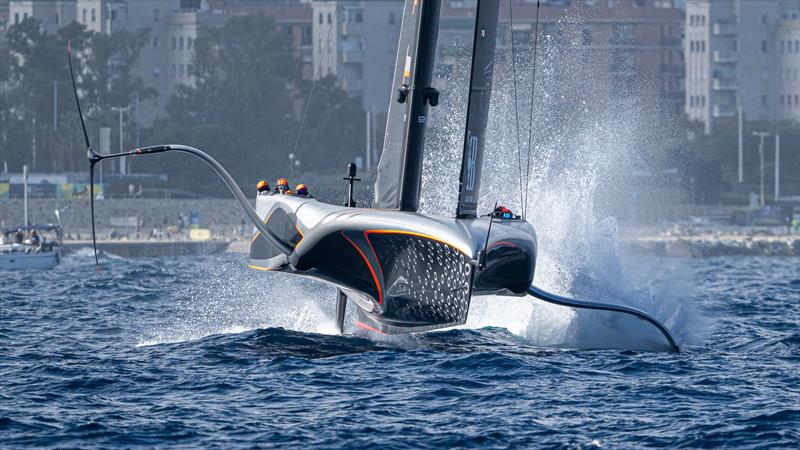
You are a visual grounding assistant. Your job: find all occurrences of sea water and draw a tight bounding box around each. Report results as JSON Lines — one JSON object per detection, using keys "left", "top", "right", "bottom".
{"left": 1, "top": 252, "right": 798, "bottom": 448}
{"left": 4, "top": 10, "right": 798, "bottom": 448}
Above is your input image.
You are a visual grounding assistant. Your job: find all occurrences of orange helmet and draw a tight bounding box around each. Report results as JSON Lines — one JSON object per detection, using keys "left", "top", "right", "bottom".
{"left": 276, "top": 178, "right": 289, "bottom": 193}
{"left": 256, "top": 180, "right": 269, "bottom": 192}
{"left": 295, "top": 184, "right": 308, "bottom": 196}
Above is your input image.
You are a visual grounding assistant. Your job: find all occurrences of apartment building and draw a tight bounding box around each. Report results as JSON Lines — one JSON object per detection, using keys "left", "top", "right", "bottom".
{"left": 686, "top": 0, "right": 800, "bottom": 134}
{"left": 8, "top": 0, "right": 76, "bottom": 34}
{"left": 312, "top": 1, "right": 402, "bottom": 111}
{"left": 494, "top": 0, "right": 684, "bottom": 116}
{"left": 313, "top": 0, "right": 684, "bottom": 117}
{"left": 227, "top": 1, "right": 314, "bottom": 80}
{"left": 0, "top": 0, "right": 9, "bottom": 32}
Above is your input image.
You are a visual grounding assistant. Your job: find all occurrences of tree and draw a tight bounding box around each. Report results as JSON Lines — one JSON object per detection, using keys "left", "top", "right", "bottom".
{"left": 149, "top": 12, "right": 366, "bottom": 193}
{"left": 3, "top": 18, "right": 154, "bottom": 172}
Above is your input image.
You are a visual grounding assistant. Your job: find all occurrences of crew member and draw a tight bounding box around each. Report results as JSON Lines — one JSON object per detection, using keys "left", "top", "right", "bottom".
{"left": 29, "top": 230, "right": 41, "bottom": 246}
{"left": 256, "top": 180, "right": 270, "bottom": 195}
{"left": 273, "top": 178, "right": 290, "bottom": 195}
{"left": 493, "top": 205, "right": 517, "bottom": 220}
{"left": 295, "top": 184, "right": 309, "bottom": 197}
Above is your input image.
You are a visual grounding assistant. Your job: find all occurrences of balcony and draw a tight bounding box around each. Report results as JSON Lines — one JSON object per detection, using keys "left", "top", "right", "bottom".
{"left": 341, "top": 49, "right": 363, "bottom": 63}
{"left": 713, "top": 104, "right": 735, "bottom": 117}
{"left": 712, "top": 22, "right": 737, "bottom": 35}
{"left": 712, "top": 51, "right": 738, "bottom": 63}
{"left": 341, "top": 77, "right": 363, "bottom": 92}
{"left": 659, "top": 37, "right": 682, "bottom": 47}
{"left": 341, "top": 22, "right": 362, "bottom": 35}
{"left": 712, "top": 77, "right": 737, "bottom": 90}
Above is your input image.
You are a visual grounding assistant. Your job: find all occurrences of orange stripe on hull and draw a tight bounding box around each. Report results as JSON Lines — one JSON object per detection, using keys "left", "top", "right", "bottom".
{"left": 340, "top": 231, "right": 383, "bottom": 305}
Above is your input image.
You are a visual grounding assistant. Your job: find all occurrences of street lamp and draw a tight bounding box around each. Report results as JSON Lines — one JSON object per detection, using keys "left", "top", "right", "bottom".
{"left": 111, "top": 106, "right": 129, "bottom": 174}
{"left": 53, "top": 81, "right": 59, "bottom": 130}
{"left": 753, "top": 131, "right": 770, "bottom": 207}
{"left": 288, "top": 152, "right": 295, "bottom": 176}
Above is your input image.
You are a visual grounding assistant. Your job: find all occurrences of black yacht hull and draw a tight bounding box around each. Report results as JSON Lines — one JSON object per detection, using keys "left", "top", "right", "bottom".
{"left": 249, "top": 195, "right": 537, "bottom": 333}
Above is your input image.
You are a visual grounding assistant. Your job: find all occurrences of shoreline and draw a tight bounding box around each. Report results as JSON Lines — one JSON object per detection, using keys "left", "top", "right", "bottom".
{"left": 620, "top": 234, "right": 800, "bottom": 257}
{"left": 61, "top": 235, "right": 800, "bottom": 258}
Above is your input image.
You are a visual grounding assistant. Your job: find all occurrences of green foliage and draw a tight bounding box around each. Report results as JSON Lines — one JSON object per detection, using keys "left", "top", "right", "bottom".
{"left": 150, "top": 12, "right": 366, "bottom": 192}
{"left": 1, "top": 17, "right": 153, "bottom": 172}
{"left": 690, "top": 119, "right": 800, "bottom": 201}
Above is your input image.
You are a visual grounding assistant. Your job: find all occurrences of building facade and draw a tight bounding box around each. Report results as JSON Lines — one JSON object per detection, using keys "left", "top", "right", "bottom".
{"left": 504, "top": 0, "right": 685, "bottom": 117}
{"left": 8, "top": 0, "right": 76, "bottom": 34}
{"left": 312, "top": 0, "right": 684, "bottom": 117}
{"left": 685, "top": 0, "right": 800, "bottom": 133}
{"left": 312, "top": 1, "right": 402, "bottom": 111}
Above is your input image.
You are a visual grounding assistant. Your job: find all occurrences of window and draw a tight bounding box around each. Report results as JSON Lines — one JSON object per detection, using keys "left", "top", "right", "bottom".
{"left": 761, "top": 14, "right": 767, "bottom": 24}
{"left": 153, "top": 37, "right": 159, "bottom": 48}
{"left": 171, "top": 37, "right": 176, "bottom": 50}
{"left": 154, "top": 9, "right": 160, "bottom": 23}
{"left": 613, "top": 23, "right": 634, "bottom": 43}
{"left": 179, "top": 37, "right": 184, "bottom": 50}
{"left": 582, "top": 28, "right": 592, "bottom": 46}
{"left": 179, "top": 64, "right": 184, "bottom": 78}
{"left": 111, "top": 9, "right": 117, "bottom": 21}
{"left": 327, "top": 13, "right": 332, "bottom": 24}
{"left": 762, "top": 95, "right": 767, "bottom": 107}
{"left": 795, "top": 95, "right": 799, "bottom": 107}
{"left": 389, "top": 12, "right": 396, "bottom": 25}
{"left": 188, "top": 64, "right": 194, "bottom": 77}
{"left": 780, "top": 40, "right": 785, "bottom": 53}
{"left": 356, "top": 11, "right": 362, "bottom": 22}
{"left": 171, "top": 64, "right": 176, "bottom": 79}
{"left": 762, "top": 41, "right": 768, "bottom": 52}
{"left": 14, "top": 12, "right": 18, "bottom": 24}
{"left": 91, "top": 8, "right": 96, "bottom": 23}
{"left": 187, "top": 38, "right": 193, "bottom": 50}
{"left": 318, "top": 13, "right": 323, "bottom": 25}
{"left": 82, "top": 9, "right": 87, "bottom": 22}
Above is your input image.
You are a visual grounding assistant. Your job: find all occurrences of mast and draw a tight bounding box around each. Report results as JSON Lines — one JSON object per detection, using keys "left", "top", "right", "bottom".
{"left": 455, "top": 0, "right": 500, "bottom": 219}
{"left": 23, "top": 164, "right": 29, "bottom": 227}
{"left": 374, "top": 0, "right": 441, "bottom": 211}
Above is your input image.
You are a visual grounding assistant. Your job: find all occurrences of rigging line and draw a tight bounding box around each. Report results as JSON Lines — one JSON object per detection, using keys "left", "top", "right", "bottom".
{"left": 522, "top": 0, "right": 540, "bottom": 220}
{"left": 508, "top": 0, "right": 525, "bottom": 215}
{"left": 291, "top": 4, "right": 338, "bottom": 160}
{"left": 280, "top": 2, "right": 312, "bottom": 157}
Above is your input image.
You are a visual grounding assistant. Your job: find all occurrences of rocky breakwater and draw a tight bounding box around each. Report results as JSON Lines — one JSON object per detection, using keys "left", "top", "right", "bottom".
{"left": 624, "top": 234, "right": 800, "bottom": 257}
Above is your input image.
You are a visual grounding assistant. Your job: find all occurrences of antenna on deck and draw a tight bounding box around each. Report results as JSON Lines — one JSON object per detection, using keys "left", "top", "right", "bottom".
{"left": 343, "top": 162, "right": 360, "bottom": 207}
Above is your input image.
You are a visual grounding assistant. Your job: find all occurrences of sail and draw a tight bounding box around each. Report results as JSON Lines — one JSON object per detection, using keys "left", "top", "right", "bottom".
{"left": 455, "top": 0, "right": 500, "bottom": 218}
{"left": 374, "top": 0, "right": 441, "bottom": 211}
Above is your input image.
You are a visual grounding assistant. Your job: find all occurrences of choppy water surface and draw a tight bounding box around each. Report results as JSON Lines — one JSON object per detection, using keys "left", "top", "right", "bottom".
{"left": 1, "top": 252, "right": 798, "bottom": 448}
